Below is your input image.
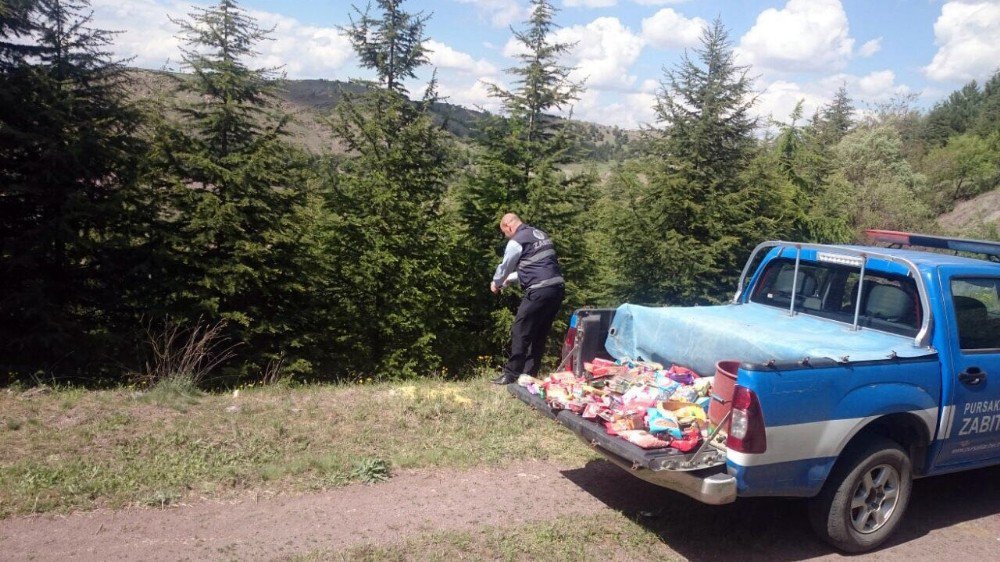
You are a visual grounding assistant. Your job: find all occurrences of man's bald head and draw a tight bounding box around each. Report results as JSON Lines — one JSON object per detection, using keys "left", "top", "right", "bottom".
{"left": 499, "top": 213, "right": 522, "bottom": 238}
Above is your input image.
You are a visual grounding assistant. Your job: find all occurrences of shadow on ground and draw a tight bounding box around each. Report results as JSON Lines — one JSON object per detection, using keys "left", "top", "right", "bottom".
{"left": 561, "top": 460, "right": 1000, "bottom": 561}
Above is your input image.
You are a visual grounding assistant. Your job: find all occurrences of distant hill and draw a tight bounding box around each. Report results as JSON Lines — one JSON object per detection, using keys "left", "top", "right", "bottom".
{"left": 282, "top": 78, "right": 491, "bottom": 140}
{"left": 129, "top": 69, "right": 634, "bottom": 158}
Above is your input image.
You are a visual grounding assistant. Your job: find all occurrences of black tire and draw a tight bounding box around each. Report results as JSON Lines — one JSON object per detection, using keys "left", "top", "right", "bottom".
{"left": 808, "top": 435, "right": 913, "bottom": 553}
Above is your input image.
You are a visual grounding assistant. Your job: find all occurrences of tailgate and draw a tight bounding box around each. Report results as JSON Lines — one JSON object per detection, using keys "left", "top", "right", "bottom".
{"left": 507, "top": 383, "right": 737, "bottom": 504}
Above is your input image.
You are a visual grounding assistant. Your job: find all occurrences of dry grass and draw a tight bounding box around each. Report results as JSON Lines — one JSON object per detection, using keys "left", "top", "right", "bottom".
{"left": 0, "top": 376, "right": 592, "bottom": 517}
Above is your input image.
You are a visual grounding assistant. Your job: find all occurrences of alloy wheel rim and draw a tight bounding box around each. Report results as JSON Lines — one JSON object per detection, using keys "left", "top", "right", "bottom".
{"left": 849, "top": 463, "right": 901, "bottom": 534}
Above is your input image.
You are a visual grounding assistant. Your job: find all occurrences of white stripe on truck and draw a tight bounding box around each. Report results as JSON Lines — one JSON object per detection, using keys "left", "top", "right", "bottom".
{"left": 727, "top": 407, "right": 938, "bottom": 467}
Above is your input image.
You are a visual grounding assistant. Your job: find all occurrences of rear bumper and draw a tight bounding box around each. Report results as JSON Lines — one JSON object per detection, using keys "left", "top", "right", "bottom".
{"left": 508, "top": 383, "right": 737, "bottom": 505}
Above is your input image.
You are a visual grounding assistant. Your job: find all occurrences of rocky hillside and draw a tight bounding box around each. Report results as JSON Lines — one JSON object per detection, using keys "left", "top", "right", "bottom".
{"left": 937, "top": 188, "right": 1000, "bottom": 236}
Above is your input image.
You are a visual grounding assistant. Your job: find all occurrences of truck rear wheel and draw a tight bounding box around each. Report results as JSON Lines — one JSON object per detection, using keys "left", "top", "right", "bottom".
{"left": 808, "top": 436, "right": 912, "bottom": 553}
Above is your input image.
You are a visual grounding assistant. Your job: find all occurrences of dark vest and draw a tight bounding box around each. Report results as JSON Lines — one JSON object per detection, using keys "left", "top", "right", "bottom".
{"left": 512, "top": 224, "right": 564, "bottom": 291}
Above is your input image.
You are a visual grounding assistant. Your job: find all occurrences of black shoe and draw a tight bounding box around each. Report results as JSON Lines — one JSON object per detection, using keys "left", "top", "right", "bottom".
{"left": 492, "top": 373, "right": 517, "bottom": 385}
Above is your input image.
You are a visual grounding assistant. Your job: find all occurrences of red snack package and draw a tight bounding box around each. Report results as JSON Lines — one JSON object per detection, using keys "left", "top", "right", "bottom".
{"left": 589, "top": 357, "right": 623, "bottom": 378}
{"left": 669, "top": 428, "right": 702, "bottom": 452}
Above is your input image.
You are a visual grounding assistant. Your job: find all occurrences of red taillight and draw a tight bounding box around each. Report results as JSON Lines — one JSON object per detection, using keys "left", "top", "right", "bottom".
{"left": 726, "top": 385, "right": 766, "bottom": 454}
{"left": 561, "top": 326, "right": 577, "bottom": 361}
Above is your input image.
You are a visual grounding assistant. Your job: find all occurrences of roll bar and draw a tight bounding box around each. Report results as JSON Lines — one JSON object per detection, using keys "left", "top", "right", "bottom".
{"left": 733, "top": 241, "right": 934, "bottom": 349}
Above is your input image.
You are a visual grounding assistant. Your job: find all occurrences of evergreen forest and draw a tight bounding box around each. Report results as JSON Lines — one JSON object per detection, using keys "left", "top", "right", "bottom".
{"left": 2, "top": 0, "right": 998, "bottom": 387}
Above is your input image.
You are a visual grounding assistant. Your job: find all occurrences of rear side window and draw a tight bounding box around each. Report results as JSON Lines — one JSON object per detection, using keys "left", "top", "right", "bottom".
{"left": 751, "top": 259, "right": 921, "bottom": 336}
{"left": 952, "top": 278, "right": 1000, "bottom": 350}
{"left": 751, "top": 261, "right": 830, "bottom": 312}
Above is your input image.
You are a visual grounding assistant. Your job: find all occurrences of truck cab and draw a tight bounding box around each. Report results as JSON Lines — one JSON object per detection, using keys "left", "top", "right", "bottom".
{"left": 509, "top": 230, "right": 1000, "bottom": 552}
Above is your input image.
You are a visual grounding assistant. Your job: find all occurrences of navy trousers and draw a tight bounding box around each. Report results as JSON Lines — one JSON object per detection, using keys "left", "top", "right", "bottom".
{"left": 503, "top": 284, "right": 565, "bottom": 378}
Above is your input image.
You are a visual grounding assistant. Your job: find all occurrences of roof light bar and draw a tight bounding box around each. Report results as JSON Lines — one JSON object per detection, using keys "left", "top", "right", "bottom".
{"left": 865, "top": 229, "right": 1000, "bottom": 261}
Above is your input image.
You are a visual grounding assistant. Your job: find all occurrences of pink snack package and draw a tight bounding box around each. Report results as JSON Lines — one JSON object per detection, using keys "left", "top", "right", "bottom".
{"left": 622, "top": 384, "right": 661, "bottom": 410}
{"left": 582, "top": 402, "right": 605, "bottom": 419}
{"left": 619, "top": 430, "right": 671, "bottom": 449}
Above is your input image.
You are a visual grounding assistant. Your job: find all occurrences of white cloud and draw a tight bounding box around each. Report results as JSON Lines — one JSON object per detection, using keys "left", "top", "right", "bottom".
{"left": 817, "top": 70, "right": 910, "bottom": 102}
{"left": 565, "top": 89, "right": 657, "bottom": 129}
{"left": 90, "top": 0, "right": 187, "bottom": 69}
{"left": 90, "top": 0, "right": 355, "bottom": 79}
{"left": 454, "top": 0, "right": 529, "bottom": 28}
{"left": 601, "top": 92, "right": 659, "bottom": 128}
{"left": 737, "top": 0, "right": 854, "bottom": 73}
{"left": 437, "top": 77, "right": 504, "bottom": 113}
{"left": 751, "top": 70, "right": 913, "bottom": 129}
{"left": 249, "top": 10, "right": 355, "bottom": 78}
{"left": 641, "top": 8, "right": 706, "bottom": 49}
{"left": 551, "top": 17, "right": 645, "bottom": 90}
{"left": 859, "top": 37, "right": 882, "bottom": 58}
{"left": 565, "top": 0, "right": 617, "bottom": 7}
{"left": 924, "top": 1, "right": 1000, "bottom": 82}
{"left": 856, "top": 70, "right": 898, "bottom": 98}
{"left": 753, "top": 81, "right": 821, "bottom": 128}
{"left": 425, "top": 40, "right": 498, "bottom": 76}
{"left": 501, "top": 37, "right": 528, "bottom": 58}
{"left": 639, "top": 78, "right": 659, "bottom": 93}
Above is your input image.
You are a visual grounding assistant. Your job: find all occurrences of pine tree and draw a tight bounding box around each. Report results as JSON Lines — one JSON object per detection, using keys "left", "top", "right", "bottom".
{"left": 973, "top": 70, "right": 1000, "bottom": 138}
{"left": 327, "top": 0, "right": 461, "bottom": 377}
{"left": 606, "top": 19, "right": 783, "bottom": 304}
{"left": 456, "top": 0, "right": 599, "bottom": 364}
{"left": 923, "top": 81, "right": 983, "bottom": 147}
{"left": 816, "top": 85, "right": 854, "bottom": 146}
{"left": 342, "top": 0, "right": 428, "bottom": 95}
{"left": 0, "top": 0, "right": 147, "bottom": 376}
{"left": 488, "top": 0, "right": 580, "bottom": 151}
{"left": 0, "top": 0, "right": 37, "bottom": 54}
{"left": 146, "top": 0, "right": 323, "bottom": 380}
{"left": 769, "top": 101, "right": 853, "bottom": 242}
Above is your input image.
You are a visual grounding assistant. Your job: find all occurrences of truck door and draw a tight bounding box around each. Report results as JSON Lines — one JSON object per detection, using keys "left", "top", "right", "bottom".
{"left": 936, "top": 274, "right": 1000, "bottom": 467}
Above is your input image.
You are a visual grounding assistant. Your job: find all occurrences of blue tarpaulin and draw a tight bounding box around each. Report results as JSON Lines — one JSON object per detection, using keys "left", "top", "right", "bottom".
{"left": 604, "top": 302, "right": 934, "bottom": 376}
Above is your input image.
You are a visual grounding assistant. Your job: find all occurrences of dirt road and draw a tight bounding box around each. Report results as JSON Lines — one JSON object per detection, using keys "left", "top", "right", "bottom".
{"left": 2, "top": 460, "right": 998, "bottom": 561}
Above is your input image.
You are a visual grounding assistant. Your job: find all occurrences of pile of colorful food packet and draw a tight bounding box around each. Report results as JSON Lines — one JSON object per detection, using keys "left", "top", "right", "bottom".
{"left": 517, "top": 358, "right": 714, "bottom": 451}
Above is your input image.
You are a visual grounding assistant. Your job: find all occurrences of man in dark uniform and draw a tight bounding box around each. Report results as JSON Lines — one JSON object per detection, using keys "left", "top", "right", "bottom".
{"left": 490, "top": 213, "right": 565, "bottom": 385}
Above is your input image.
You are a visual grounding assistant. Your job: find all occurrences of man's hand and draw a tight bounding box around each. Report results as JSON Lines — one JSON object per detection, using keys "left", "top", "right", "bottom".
{"left": 490, "top": 281, "right": 500, "bottom": 294}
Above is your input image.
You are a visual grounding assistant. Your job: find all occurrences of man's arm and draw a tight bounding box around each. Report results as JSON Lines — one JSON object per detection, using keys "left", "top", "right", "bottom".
{"left": 491, "top": 239, "right": 522, "bottom": 293}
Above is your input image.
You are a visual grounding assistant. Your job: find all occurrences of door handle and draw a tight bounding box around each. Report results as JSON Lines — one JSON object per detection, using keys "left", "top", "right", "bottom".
{"left": 959, "top": 367, "right": 987, "bottom": 386}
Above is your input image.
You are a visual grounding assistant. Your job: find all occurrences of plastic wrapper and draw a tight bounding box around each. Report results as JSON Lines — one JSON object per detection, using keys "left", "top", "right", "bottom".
{"left": 622, "top": 384, "right": 663, "bottom": 410}
{"left": 695, "top": 395, "right": 712, "bottom": 413}
{"left": 669, "top": 385, "right": 699, "bottom": 403}
{"left": 582, "top": 402, "right": 605, "bottom": 419}
{"left": 666, "top": 365, "right": 699, "bottom": 385}
{"left": 646, "top": 407, "right": 682, "bottom": 438}
{"left": 517, "top": 374, "right": 544, "bottom": 396}
{"left": 619, "top": 430, "right": 671, "bottom": 449}
{"left": 669, "top": 428, "right": 702, "bottom": 452}
{"left": 693, "top": 377, "right": 713, "bottom": 397}
{"left": 669, "top": 404, "right": 707, "bottom": 424}
{"left": 653, "top": 373, "right": 680, "bottom": 396}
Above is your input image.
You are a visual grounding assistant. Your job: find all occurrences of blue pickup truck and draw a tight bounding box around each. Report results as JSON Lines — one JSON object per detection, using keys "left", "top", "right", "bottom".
{"left": 508, "top": 230, "right": 1000, "bottom": 552}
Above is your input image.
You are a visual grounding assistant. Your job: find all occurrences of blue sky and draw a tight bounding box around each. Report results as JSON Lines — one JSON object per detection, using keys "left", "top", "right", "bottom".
{"left": 91, "top": 0, "right": 1000, "bottom": 128}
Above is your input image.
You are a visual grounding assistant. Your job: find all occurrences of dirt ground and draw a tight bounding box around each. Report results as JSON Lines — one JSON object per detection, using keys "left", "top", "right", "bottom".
{"left": 1, "top": 459, "right": 998, "bottom": 561}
